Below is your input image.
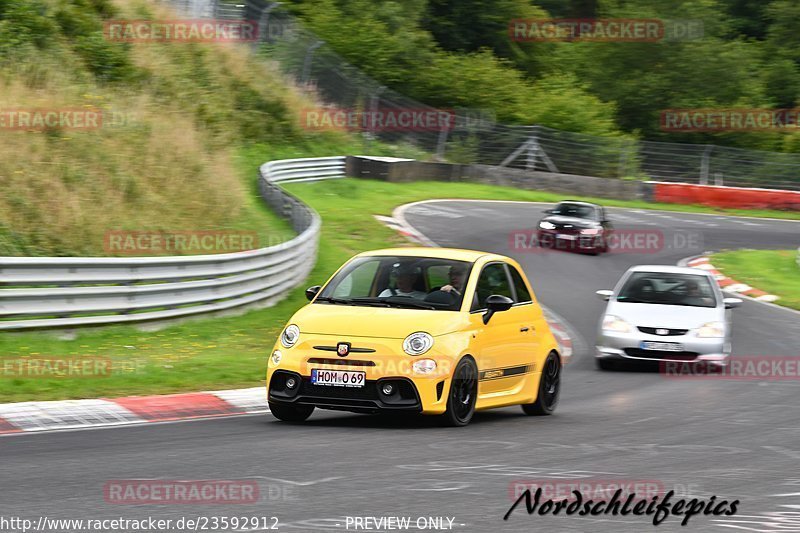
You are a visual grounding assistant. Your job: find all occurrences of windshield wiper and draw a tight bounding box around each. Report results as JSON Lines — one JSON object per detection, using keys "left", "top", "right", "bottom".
{"left": 314, "top": 296, "right": 354, "bottom": 305}
{"left": 380, "top": 297, "right": 443, "bottom": 310}
{"left": 617, "top": 297, "right": 647, "bottom": 303}
{"left": 347, "top": 297, "right": 392, "bottom": 308}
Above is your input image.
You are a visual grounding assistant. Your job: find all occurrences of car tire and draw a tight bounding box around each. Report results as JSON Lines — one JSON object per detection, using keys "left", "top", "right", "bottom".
{"left": 440, "top": 357, "right": 478, "bottom": 427}
{"left": 268, "top": 402, "right": 314, "bottom": 422}
{"left": 522, "top": 352, "right": 560, "bottom": 416}
{"left": 596, "top": 358, "right": 616, "bottom": 371}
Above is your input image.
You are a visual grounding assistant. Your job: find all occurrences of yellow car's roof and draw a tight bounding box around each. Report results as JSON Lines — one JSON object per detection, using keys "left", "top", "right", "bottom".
{"left": 357, "top": 247, "right": 506, "bottom": 263}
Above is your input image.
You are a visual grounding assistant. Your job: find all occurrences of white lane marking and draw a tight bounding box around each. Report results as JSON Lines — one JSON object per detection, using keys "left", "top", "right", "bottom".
{"left": 249, "top": 476, "right": 342, "bottom": 486}
{"left": 407, "top": 205, "right": 463, "bottom": 219}
{"left": 0, "top": 412, "right": 268, "bottom": 438}
{"left": 728, "top": 219, "right": 764, "bottom": 227}
{"left": 623, "top": 416, "right": 659, "bottom": 425}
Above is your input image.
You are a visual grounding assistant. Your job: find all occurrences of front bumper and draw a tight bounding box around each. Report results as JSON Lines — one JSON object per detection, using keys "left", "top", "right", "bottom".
{"left": 268, "top": 370, "right": 426, "bottom": 414}
{"left": 596, "top": 330, "right": 730, "bottom": 365}
{"left": 537, "top": 230, "right": 604, "bottom": 252}
{"left": 266, "top": 344, "right": 455, "bottom": 414}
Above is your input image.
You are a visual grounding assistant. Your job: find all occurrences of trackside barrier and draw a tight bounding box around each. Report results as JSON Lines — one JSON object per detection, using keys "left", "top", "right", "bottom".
{"left": 651, "top": 182, "right": 800, "bottom": 211}
{"left": 0, "top": 157, "right": 345, "bottom": 330}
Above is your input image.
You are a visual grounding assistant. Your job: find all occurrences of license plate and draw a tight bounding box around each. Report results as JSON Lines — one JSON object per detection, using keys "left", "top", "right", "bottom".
{"left": 640, "top": 341, "right": 683, "bottom": 352}
{"left": 557, "top": 234, "right": 576, "bottom": 240}
{"left": 311, "top": 369, "right": 365, "bottom": 387}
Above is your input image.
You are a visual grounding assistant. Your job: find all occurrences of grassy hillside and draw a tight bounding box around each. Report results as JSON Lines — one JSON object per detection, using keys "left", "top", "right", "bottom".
{"left": 0, "top": 0, "right": 390, "bottom": 256}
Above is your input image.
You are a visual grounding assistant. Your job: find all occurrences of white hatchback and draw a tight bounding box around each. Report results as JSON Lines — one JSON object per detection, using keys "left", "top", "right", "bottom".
{"left": 595, "top": 265, "right": 742, "bottom": 370}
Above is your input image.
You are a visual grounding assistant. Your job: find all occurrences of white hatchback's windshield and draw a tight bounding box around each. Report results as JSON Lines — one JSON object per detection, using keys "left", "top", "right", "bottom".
{"left": 617, "top": 272, "right": 717, "bottom": 308}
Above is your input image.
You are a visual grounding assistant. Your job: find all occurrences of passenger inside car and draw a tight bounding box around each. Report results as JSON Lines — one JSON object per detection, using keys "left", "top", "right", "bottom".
{"left": 378, "top": 264, "right": 426, "bottom": 299}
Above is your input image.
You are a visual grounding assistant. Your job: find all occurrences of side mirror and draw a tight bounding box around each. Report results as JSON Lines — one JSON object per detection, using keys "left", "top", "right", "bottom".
{"left": 483, "top": 294, "right": 514, "bottom": 324}
{"left": 723, "top": 297, "right": 742, "bottom": 309}
{"left": 306, "top": 285, "right": 321, "bottom": 301}
{"left": 596, "top": 290, "right": 613, "bottom": 301}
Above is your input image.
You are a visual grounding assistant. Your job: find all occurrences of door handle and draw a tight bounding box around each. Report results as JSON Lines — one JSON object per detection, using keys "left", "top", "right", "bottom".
{"left": 520, "top": 327, "right": 530, "bottom": 332}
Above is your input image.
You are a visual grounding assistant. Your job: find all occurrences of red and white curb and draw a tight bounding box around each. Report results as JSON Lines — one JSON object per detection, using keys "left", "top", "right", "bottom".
{"left": 0, "top": 387, "right": 267, "bottom": 435}
{"left": 686, "top": 256, "right": 780, "bottom": 302}
{"left": 374, "top": 215, "right": 436, "bottom": 247}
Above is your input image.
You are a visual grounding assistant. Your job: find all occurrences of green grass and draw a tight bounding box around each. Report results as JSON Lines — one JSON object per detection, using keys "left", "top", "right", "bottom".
{"left": 711, "top": 249, "right": 800, "bottom": 311}
{"left": 2, "top": 174, "right": 799, "bottom": 402}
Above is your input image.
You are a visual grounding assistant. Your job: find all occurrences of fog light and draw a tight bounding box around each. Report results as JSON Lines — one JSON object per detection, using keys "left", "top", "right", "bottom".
{"left": 271, "top": 350, "right": 282, "bottom": 366}
{"left": 381, "top": 383, "right": 395, "bottom": 396}
{"left": 286, "top": 377, "right": 297, "bottom": 389}
{"left": 412, "top": 359, "right": 437, "bottom": 374}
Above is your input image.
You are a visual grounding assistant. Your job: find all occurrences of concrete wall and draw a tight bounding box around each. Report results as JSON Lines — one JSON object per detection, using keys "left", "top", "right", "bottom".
{"left": 463, "top": 164, "right": 650, "bottom": 201}
{"left": 347, "top": 157, "right": 651, "bottom": 201}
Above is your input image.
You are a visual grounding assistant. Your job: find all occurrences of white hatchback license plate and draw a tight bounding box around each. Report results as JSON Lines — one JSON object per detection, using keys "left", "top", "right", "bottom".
{"left": 640, "top": 341, "right": 683, "bottom": 352}
{"left": 311, "top": 369, "right": 366, "bottom": 387}
{"left": 557, "top": 234, "right": 576, "bottom": 240}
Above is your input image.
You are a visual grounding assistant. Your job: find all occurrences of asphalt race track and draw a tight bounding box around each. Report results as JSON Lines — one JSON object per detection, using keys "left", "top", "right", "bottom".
{"left": 3, "top": 200, "right": 800, "bottom": 533}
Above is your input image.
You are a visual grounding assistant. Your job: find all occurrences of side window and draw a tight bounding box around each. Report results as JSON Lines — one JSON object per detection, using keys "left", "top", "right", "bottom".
{"left": 471, "top": 263, "right": 513, "bottom": 311}
{"left": 508, "top": 266, "right": 532, "bottom": 303}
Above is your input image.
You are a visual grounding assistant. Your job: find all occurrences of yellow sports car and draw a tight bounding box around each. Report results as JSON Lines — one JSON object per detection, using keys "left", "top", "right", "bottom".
{"left": 266, "top": 248, "right": 562, "bottom": 426}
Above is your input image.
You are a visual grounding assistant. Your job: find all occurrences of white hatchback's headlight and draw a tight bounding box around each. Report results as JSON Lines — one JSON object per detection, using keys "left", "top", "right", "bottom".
{"left": 602, "top": 314, "right": 632, "bottom": 333}
{"left": 281, "top": 324, "right": 300, "bottom": 348}
{"left": 539, "top": 221, "right": 556, "bottom": 230}
{"left": 697, "top": 321, "right": 725, "bottom": 338}
{"left": 403, "top": 332, "right": 433, "bottom": 356}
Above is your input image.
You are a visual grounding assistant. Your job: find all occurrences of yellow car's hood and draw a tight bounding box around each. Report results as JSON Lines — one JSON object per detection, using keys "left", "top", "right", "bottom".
{"left": 291, "top": 303, "right": 466, "bottom": 339}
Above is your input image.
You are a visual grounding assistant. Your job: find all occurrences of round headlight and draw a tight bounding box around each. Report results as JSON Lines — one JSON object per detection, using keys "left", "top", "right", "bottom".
{"left": 539, "top": 221, "right": 556, "bottom": 230}
{"left": 281, "top": 324, "right": 300, "bottom": 348}
{"left": 271, "top": 350, "right": 282, "bottom": 366}
{"left": 403, "top": 332, "right": 433, "bottom": 356}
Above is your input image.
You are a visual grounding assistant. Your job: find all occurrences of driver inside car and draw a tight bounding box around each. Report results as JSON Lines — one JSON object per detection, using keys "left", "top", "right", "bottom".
{"left": 681, "top": 280, "right": 714, "bottom": 307}
{"left": 438, "top": 264, "right": 467, "bottom": 296}
{"left": 379, "top": 265, "right": 426, "bottom": 299}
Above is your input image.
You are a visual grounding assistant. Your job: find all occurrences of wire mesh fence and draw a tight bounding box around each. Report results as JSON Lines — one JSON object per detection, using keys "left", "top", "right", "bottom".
{"left": 165, "top": 0, "right": 800, "bottom": 190}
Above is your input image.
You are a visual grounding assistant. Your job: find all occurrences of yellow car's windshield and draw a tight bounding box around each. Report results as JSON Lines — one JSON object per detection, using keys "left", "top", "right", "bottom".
{"left": 317, "top": 256, "right": 473, "bottom": 311}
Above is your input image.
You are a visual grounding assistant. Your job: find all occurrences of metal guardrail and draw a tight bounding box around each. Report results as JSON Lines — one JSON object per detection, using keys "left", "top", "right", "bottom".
{"left": 0, "top": 156, "right": 345, "bottom": 330}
